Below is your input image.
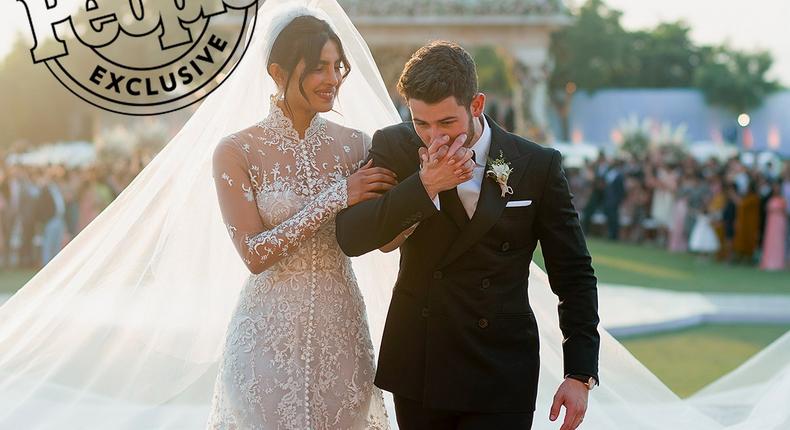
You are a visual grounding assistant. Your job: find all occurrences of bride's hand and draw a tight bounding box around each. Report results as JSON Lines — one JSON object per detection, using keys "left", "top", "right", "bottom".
{"left": 347, "top": 160, "right": 398, "bottom": 206}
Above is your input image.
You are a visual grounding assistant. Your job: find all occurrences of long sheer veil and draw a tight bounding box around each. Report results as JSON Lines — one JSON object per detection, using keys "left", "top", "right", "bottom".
{"left": 0, "top": 1, "right": 787, "bottom": 429}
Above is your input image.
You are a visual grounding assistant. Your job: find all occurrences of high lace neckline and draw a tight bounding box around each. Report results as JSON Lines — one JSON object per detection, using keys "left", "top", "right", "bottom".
{"left": 259, "top": 97, "right": 327, "bottom": 142}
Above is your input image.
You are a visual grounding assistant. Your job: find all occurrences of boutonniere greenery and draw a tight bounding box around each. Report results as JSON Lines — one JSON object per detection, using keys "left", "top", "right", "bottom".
{"left": 486, "top": 150, "right": 514, "bottom": 198}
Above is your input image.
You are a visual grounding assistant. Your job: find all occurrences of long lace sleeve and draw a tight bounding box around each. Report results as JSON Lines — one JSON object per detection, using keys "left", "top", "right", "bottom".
{"left": 212, "top": 136, "right": 348, "bottom": 274}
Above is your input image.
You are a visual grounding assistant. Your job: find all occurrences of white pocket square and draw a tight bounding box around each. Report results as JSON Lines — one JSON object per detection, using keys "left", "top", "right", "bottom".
{"left": 506, "top": 200, "right": 532, "bottom": 208}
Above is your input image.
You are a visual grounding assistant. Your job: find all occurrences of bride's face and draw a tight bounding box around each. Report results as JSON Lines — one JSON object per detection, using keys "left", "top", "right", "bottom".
{"left": 283, "top": 40, "right": 344, "bottom": 114}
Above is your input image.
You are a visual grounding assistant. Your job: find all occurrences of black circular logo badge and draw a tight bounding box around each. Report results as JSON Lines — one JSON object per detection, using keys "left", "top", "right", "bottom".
{"left": 17, "top": 0, "right": 260, "bottom": 115}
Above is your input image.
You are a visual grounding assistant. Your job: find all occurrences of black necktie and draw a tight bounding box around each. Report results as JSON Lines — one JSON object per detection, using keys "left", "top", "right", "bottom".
{"left": 439, "top": 187, "right": 469, "bottom": 228}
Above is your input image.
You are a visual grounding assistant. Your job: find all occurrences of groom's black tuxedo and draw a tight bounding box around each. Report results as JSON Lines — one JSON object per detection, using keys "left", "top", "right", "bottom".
{"left": 335, "top": 116, "right": 600, "bottom": 414}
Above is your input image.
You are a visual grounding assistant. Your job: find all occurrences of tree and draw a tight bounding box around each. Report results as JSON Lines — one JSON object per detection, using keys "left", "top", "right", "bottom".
{"left": 548, "top": 0, "right": 634, "bottom": 140}
{"left": 472, "top": 46, "right": 514, "bottom": 98}
{"left": 624, "top": 22, "right": 699, "bottom": 88}
{"left": 548, "top": 0, "right": 780, "bottom": 140}
{"left": 694, "top": 47, "right": 780, "bottom": 114}
{"left": 0, "top": 34, "right": 95, "bottom": 150}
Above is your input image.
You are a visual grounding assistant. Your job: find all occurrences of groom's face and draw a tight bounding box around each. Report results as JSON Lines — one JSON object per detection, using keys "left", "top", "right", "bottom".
{"left": 409, "top": 95, "right": 484, "bottom": 148}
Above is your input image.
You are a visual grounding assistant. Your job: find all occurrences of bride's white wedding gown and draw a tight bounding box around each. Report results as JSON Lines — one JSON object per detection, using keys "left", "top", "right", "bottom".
{"left": 206, "top": 101, "right": 388, "bottom": 429}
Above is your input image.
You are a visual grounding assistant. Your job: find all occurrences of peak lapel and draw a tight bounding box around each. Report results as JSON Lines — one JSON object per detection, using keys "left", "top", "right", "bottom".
{"left": 438, "top": 116, "right": 530, "bottom": 268}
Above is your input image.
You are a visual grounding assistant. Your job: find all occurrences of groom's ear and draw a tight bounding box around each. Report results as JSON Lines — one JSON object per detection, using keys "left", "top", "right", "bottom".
{"left": 469, "top": 93, "right": 486, "bottom": 118}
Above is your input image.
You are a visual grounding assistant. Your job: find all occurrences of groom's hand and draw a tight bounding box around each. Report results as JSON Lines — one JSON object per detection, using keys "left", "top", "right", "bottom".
{"left": 550, "top": 378, "right": 589, "bottom": 430}
{"left": 418, "top": 134, "right": 474, "bottom": 199}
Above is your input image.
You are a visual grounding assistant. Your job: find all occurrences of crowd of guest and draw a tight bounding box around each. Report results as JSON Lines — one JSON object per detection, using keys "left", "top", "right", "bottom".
{"left": 3, "top": 138, "right": 788, "bottom": 273}
{"left": 570, "top": 150, "right": 789, "bottom": 271}
{"left": 0, "top": 146, "right": 153, "bottom": 270}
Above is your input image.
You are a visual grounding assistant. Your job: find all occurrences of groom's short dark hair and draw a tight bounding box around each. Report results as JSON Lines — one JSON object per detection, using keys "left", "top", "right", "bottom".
{"left": 397, "top": 41, "right": 478, "bottom": 107}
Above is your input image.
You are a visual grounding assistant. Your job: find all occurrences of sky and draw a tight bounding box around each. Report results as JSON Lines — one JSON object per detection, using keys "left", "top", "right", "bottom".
{"left": 2, "top": 1, "right": 789, "bottom": 85}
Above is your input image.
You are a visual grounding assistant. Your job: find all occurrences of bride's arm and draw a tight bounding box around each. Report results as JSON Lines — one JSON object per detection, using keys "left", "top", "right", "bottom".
{"left": 213, "top": 136, "right": 347, "bottom": 275}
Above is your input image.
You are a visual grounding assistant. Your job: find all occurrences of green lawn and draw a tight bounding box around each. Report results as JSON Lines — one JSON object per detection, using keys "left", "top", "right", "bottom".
{"left": 618, "top": 323, "right": 790, "bottom": 397}
{"left": 530, "top": 238, "right": 790, "bottom": 396}
{"left": 0, "top": 269, "right": 36, "bottom": 295}
{"left": 534, "top": 238, "right": 790, "bottom": 294}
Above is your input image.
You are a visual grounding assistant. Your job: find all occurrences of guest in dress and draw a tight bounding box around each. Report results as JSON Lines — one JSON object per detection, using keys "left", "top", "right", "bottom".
{"left": 733, "top": 182, "right": 761, "bottom": 264}
{"left": 648, "top": 161, "right": 677, "bottom": 246}
{"left": 622, "top": 176, "right": 649, "bottom": 243}
{"left": 668, "top": 174, "right": 691, "bottom": 252}
{"left": 721, "top": 183, "right": 738, "bottom": 263}
{"left": 707, "top": 176, "right": 728, "bottom": 261}
{"left": 760, "top": 181, "right": 787, "bottom": 271}
{"left": 689, "top": 206, "right": 720, "bottom": 260}
{"left": 684, "top": 172, "right": 708, "bottom": 240}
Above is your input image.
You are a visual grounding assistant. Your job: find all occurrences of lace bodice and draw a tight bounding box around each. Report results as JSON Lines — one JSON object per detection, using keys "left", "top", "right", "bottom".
{"left": 212, "top": 101, "right": 370, "bottom": 274}
{"left": 208, "top": 103, "right": 388, "bottom": 429}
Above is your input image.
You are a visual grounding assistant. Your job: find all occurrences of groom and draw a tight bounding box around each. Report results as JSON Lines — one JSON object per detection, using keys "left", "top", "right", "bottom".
{"left": 335, "top": 41, "right": 600, "bottom": 429}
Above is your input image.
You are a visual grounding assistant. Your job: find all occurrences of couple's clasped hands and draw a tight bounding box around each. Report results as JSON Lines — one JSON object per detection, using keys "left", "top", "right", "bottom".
{"left": 418, "top": 133, "right": 475, "bottom": 199}
{"left": 345, "top": 133, "right": 475, "bottom": 206}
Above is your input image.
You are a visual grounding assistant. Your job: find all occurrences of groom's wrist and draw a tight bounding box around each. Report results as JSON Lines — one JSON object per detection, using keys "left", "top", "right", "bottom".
{"left": 565, "top": 373, "right": 598, "bottom": 390}
{"left": 418, "top": 170, "right": 439, "bottom": 200}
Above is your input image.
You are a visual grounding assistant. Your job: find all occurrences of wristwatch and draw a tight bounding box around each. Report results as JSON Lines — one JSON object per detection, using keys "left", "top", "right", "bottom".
{"left": 565, "top": 374, "right": 597, "bottom": 391}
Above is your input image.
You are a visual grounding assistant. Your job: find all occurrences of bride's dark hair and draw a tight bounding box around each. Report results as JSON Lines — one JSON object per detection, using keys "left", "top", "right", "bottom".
{"left": 268, "top": 15, "right": 351, "bottom": 113}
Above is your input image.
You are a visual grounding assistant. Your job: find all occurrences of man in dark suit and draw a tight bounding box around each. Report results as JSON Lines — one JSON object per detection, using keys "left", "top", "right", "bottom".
{"left": 335, "top": 41, "right": 599, "bottom": 430}
{"left": 603, "top": 159, "right": 626, "bottom": 241}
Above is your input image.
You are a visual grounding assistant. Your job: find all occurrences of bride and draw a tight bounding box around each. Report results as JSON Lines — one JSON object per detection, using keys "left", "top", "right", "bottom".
{"left": 0, "top": 1, "right": 788, "bottom": 429}
{"left": 206, "top": 12, "right": 394, "bottom": 430}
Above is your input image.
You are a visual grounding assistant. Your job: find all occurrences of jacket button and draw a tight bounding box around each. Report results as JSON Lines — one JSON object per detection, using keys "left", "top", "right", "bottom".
{"left": 433, "top": 271, "right": 443, "bottom": 280}
{"left": 481, "top": 279, "right": 490, "bottom": 289}
{"left": 478, "top": 318, "right": 489, "bottom": 329}
{"left": 416, "top": 211, "right": 423, "bottom": 218}
{"left": 421, "top": 307, "right": 430, "bottom": 318}
{"left": 501, "top": 242, "right": 510, "bottom": 252}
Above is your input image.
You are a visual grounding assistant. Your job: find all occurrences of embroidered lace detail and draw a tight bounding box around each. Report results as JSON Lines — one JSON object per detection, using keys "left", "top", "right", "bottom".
{"left": 209, "top": 103, "right": 386, "bottom": 429}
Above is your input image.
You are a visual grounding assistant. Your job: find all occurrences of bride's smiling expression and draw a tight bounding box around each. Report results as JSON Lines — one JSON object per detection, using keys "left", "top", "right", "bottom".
{"left": 269, "top": 40, "right": 346, "bottom": 124}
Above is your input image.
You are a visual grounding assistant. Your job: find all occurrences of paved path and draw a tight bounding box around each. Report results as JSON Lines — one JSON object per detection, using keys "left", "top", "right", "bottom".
{"left": 2, "top": 287, "right": 789, "bottom": 337}
{"left": 599, "top": 284, "right": 790, "bottom": 337}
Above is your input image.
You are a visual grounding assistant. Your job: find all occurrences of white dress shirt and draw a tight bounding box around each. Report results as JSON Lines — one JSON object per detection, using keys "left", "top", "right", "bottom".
{"left": 431, "top": 115, "right": 492, "bottom": 219}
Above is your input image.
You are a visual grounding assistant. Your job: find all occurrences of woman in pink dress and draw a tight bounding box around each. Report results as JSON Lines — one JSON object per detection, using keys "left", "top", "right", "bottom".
{"left": 760, "top": 181, "right": 787, "bottom": 271}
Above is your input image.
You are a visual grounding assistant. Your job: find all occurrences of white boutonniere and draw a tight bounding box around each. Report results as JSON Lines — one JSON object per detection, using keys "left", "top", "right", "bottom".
{"left": 486, "top": 150, "right": 514, "bottom": 198}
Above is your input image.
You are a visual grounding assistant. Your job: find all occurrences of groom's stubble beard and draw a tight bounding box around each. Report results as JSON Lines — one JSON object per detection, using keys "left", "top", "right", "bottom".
{"left": 462, "top": 109, "right": 481, "bottom": 149}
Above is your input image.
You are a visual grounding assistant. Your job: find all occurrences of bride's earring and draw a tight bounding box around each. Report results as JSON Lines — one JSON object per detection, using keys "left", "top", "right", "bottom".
{"left": 270, "top": 89, "right": 284, "bottom": 103}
